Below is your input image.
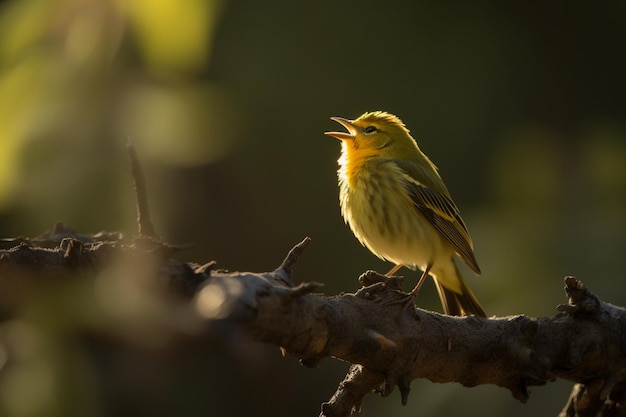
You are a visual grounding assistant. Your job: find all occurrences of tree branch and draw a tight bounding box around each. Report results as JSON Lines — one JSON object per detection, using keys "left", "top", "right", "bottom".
{"left": 198, "top": 260, "right": 626, "bottom": 415}
{"left": 2, "top": 231, "right": 625, "bottom": 416}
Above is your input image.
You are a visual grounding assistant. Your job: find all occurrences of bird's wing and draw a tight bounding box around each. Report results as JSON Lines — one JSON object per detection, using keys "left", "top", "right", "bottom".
{"left": 402, "top": 174, "right": 481, "bottom": 274}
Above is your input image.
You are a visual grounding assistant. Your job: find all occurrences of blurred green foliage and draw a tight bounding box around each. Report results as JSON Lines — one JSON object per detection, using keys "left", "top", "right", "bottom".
{"left": 0, "top": 0, "right": 625, "bottom": 416}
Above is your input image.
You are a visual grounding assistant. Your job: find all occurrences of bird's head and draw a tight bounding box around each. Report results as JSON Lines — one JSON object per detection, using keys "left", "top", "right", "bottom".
{"left": 325, "top": 111, "right": 420, "bottom": 159}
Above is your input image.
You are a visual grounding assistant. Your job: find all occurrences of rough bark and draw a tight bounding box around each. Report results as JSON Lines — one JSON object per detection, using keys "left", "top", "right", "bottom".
{"left": 1, "top": 231, "right": 625, "bottom": 416}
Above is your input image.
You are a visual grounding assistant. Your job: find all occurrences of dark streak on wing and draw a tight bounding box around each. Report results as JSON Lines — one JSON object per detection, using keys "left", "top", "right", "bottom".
{"left": 404, "top": 178, "right": 481, "bottom": 274}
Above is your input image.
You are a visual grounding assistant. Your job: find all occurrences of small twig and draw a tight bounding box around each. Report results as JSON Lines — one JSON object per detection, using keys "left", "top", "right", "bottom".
{"left": 274, "top": 237, "right": 311, "bottom": 285}
{"left": 127, "top": 140, "right": 157, "bottom": 239}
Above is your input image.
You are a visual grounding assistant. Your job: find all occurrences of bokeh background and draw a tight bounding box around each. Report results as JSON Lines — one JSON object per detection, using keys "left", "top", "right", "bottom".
{"left": 0, "top": 0, "right": 625, "bottom": 416}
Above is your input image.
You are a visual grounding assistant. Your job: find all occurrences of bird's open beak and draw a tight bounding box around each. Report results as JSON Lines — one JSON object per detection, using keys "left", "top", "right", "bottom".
{"left": 325, "top": 117, "right": 356, "bottom": 140}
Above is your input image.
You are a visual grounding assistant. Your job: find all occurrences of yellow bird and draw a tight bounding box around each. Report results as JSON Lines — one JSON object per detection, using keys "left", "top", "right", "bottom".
{"left": 325, "top": 111, "right": 485, "bottom": 317}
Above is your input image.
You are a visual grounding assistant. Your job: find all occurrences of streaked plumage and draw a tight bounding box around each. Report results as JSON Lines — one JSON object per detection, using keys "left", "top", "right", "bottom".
{"left": 325, "top": 111, "right": 485, "bottom": 317}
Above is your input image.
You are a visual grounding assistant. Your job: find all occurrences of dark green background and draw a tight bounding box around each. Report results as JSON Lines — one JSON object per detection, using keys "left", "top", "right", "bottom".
{"left": 0, "top": 1, "right": 625, "bottom": 416}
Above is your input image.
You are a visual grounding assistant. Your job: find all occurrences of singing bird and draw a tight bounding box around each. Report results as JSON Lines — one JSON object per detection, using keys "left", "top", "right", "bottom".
{"left": 325, "top": 111, "right": 485, "bottom": 317}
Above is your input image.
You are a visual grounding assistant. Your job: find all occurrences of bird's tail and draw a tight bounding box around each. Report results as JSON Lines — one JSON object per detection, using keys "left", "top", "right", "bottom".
{"left": 433, "top": 264, "right": 486, "bottom": 317}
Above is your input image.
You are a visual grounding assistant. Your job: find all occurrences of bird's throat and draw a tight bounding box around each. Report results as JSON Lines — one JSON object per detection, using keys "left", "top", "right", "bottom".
{"left": 338, "top": 142, "right": 381, "bottom": 186}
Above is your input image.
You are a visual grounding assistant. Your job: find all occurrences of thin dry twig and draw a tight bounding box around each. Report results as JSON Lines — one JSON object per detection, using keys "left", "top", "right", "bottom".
{"left": 127, "top": 140, "right": 157, "bottom": 239}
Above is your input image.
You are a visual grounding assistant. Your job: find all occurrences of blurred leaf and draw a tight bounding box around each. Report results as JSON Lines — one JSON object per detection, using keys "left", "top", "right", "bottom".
{"left": 116, "top": 0, "right": 223, "bottom": 74}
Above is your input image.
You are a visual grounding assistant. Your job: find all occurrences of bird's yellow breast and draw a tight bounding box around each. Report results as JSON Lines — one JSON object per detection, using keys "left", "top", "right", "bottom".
{"left": 338, "top": 150, "right": 451, "bottom": 274}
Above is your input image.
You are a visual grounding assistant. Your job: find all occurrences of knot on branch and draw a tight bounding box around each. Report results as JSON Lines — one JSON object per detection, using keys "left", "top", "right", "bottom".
{"left": 558, "top": 277, "right": 601, "bottom": 316}
{"left": 355, "top": 271, "right": 404, "bottom": 299}
{"left": 60, "top": 238, "right": 92, "bottom": 268}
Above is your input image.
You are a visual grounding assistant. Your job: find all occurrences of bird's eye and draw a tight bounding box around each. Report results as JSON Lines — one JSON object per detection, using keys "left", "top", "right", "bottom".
{"left": 364, "top": 126, "right": 377, "bottom": 133}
